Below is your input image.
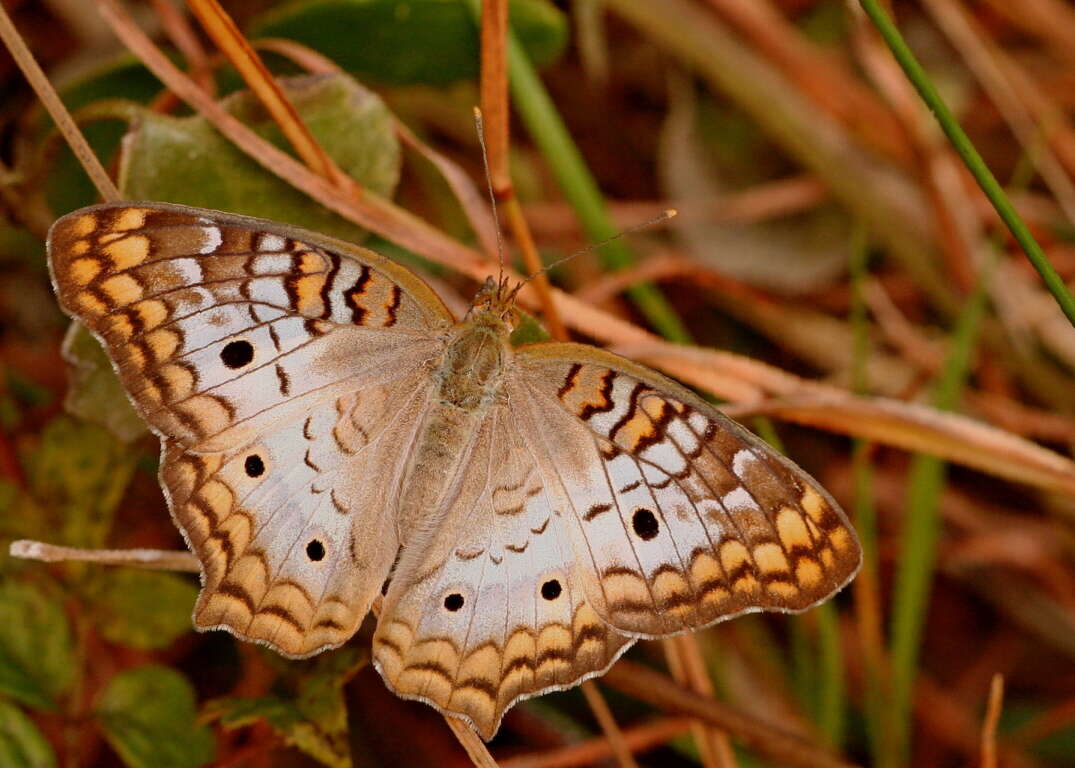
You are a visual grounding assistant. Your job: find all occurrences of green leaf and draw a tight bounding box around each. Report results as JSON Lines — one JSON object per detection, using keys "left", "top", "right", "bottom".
{"left": 118, "top": 73, "right": 399, "bottom": 243}
{"left": 295, "top": 647, "right": 366, "bottom": 732}
{"left": 0, "top": 582, "right": 75, "bottom": 711}
{"left": 60, "top": 324, "right": 146, "bottom": 443}
{"left": 97, "top": 666, "right": 215, "bottom": 768}
{"left": 252, "top": 0, "right": 567, "bottom": 85}
{"left": 26, "top": 417, "right": 137, "bottom": 549}
{"left": 207, "top": 647, "right": 366, "bottom": 768}
{"left": 509, "top": 308, "right": 551, "bottom": 346}
{"left": 90, "top": 570, "right": 197, "bottom": 650}
{"left": 207, "top": 696, "right": 302, "bottom": 732}
{"left": 0, "top": 699, "right": 57, "bottom": 768}
{"left": 210, "top": 695, "right": 350, "bottom": 768}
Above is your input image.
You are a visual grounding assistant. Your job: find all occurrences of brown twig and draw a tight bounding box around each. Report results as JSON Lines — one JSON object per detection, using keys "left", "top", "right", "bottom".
{"left": 846, "top": 0, "right": 982, "bottom": 291}
{"left": 980, "top": 674, "right": 1005, "bottom": 768}
{"left": 9, "top": 540, "right": 200, "bottom": 571}
{"left": 499, "top": 717, "right": 693, "bottom": 768}
{"left": 601, "top": 660, "right": 857, "bottom": 768}
{"left": 477, "top": 0, "right": 567, "bottom": 339}
{"left": 723, "top": 392, "right": 1075, "bottom": 497}
{"left": 446, "top": 717, "right": 501, "bottom": 768}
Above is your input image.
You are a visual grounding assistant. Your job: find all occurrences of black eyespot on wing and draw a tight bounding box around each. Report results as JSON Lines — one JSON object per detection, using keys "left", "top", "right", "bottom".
{"left": 244, "top": 454, "right": 265, "bottom": 477}
{"left": 306, "top": 540, "right": 325, "bottom": 561}
{"left": 444, "top": 593, "right": 464, "bottom": 611}
{"left": 632, "top": 508, "right": 659, "bottom": 540}
{"left": 221, "top": 339, "right": 254, "bottom": 368}
{"left": 540, "top": 579, "right": 561, "bottom": 600}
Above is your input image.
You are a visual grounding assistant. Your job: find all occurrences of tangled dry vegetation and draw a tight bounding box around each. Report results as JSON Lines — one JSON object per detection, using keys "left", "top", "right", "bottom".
{"left": 1, "top": 1, "right": 1075, "bottom": 767}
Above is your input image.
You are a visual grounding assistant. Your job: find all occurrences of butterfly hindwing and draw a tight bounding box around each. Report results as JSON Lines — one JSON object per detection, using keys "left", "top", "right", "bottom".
{"left": 512, "top": 343, "right": 861, "bottom": 637}
{"left": 163, "top": 369, "right": 434, "bottom": 656}
{"left": 373, "top": 404, "right": 633, "bottom": 739}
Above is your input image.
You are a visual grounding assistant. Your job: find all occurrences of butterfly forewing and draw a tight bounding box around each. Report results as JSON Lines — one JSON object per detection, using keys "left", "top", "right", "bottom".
{"left": 48, "top": 202, "right": 453, "bottom": 657}
{"left": 511, "top": 343, "right": 861, "bottom": 637}
{"left": 48, "top": 203, "right": 452, "bottom": 451}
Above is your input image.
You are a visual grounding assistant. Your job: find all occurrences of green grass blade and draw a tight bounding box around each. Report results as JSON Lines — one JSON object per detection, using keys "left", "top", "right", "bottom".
{"left": 504, "top": 38, "right": 691, "bottom": 342}
{"left": 814, "top": 601, "right": 845, "bottom": 748}
{"left": 885, "top": 249, "right": 995, "bottom": 764}
{"left": 856, "top": 0, "right": 1075, "bottom": 327}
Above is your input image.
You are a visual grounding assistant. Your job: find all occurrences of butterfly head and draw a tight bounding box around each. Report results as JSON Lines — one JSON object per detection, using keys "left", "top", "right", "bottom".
{"left": 469, "top": 275, "right": 521, "bottom": 329}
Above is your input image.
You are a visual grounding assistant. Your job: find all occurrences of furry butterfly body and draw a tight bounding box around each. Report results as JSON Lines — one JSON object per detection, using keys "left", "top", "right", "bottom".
{"left": 48, "top": 202, "right": 860, "bottom": 738}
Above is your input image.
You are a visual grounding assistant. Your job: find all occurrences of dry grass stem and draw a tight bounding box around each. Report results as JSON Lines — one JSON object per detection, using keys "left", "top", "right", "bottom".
{"left": 524, "top": 175, "right": 828, "bottom": 239}
{"left": 705, "top": 0, "right": 911, "bottom": 166}
{"left": 9, "top": 540, "right": 200, "bottom": 571}
{"left": 479, "top": 0, "right": 510, "bottom": 194}
{"left": 0, "top": 3, "right": 120, "bottom": 202}
{"left": 913, "top": 674, "right": 1036, "bottom": 768}
{"left": 922, "top": 0, "right": 1075, "bottom": 225}
{"left": 149, "top": 0, "right": 215, "bottom": 94}
{"left": 499, "top": 717, "right": 694, "bottom": 768}
{"left": 247, "top": 36, "right": 502, "bottom": 256}
{"left": 579, "top": 681, "right": 640, "bottom": 768}
{"left": 187, "top": 0, "right": 342, "bottom": 184}
{"left": 398, "top": 120, "right": 501, "bottom": 258}
{"left": 981, "top": 674, "right": 1005, "bottom": 768}
{"left": 727, "top": 393, "right": 1075, "bottom": 497}
{"left": 602, "top": 660, "right": 857, "bottom": 768}
{"left": 504, "top": 198, "right": 568, "bottom": 339}
{"left": 253, "top": 36, "right": 340, "bottom": 74}
{"left": 662, "top": 636, "right": 737, "bottom": 768}
{"left": 447, "top": 717, "right": 502, "bottom": 768}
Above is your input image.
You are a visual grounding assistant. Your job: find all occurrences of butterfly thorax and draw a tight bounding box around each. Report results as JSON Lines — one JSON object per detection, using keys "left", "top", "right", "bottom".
{"left": 395, "top": 305, "right": 514, "bottom": 540}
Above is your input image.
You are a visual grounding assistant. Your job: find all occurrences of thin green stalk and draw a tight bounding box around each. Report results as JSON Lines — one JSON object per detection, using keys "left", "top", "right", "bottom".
{"left": 755, "top": 418, "right": 845, "bottom": 747}
{"left": 886, "top": 249, "right": 996, "bottom": 765}
{"left": 814, "top": 602, "right": 845, "bottom": 748}
{"left": 857, "top": 0, "right": 1075, "bottom": 327}
{"left": 789, "top": 616, "right": 817, "bottom": 716}
{"left": 464, "top": 0, "right": 691, "bottom": 342}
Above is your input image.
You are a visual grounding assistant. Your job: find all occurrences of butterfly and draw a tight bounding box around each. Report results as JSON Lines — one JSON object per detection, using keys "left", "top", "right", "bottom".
{"left": 47, "top": 201, "right": 860, "bottom": 739}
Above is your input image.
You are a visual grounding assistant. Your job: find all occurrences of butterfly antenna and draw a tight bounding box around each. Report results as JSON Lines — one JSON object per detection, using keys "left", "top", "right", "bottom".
{"left": 509, "top": 208, "right": 678, "bottom": 301}
{"left": 473, "top": 107, "right": 507, "bottom": 297}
